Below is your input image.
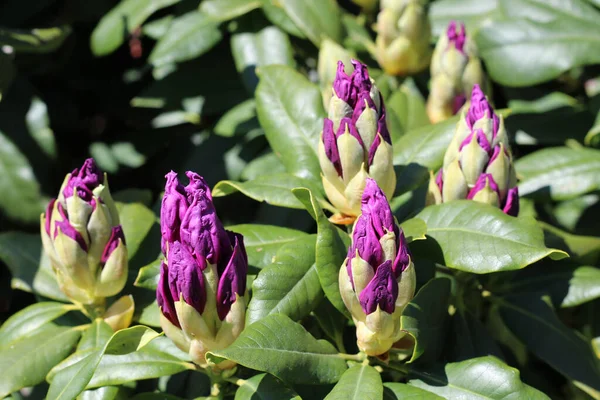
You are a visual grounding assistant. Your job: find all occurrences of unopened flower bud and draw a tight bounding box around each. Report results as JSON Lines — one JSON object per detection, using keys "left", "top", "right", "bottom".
{"left": 339, "top": 179, "right": 416, "bottom": 356}
{"left": 375, "top": 0, "right": 432, "bottom": 76}
{"left": 427, "top": 21, "right": 489, "bottom": 123}
{"left": 319, "top": 60, "right": 395, "bottom": 221}
{"left": 157, "top": 171, "right": 248, "bottom": 369}
{"left": 40, "top": 158, "right": 127, "bottom": 306}
{"left": 427, "top": 86, "right": 519, "bottom": 215}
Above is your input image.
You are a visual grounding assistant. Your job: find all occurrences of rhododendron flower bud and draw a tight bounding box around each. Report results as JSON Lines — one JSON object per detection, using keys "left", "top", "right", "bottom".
{"left": 41, "top": 158, "right": 127, "bottom": 306}
{"left": 427, "top": 85, "right": 519, "bottom": 216}
{"left": 339, "top": 179, "right": 416, "bottom": 356}
{"left": 319, "top": 60, "right": 395, "bottom": 221}
{"left": 427, "top": 21, "right": 488, "bottom": 123}
{"left": 157, "top": 171, "right": 248, "bottom": 369}
{"left": 375, "top": 0, "right": 431, "bottom": 76}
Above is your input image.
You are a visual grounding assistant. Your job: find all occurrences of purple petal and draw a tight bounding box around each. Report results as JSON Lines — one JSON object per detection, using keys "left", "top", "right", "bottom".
{"left": 351, "top": 91, "right": 377, "bottom": 128}
{"left": 467, "top": 173, "right": 499, "bottom": 199}
{"left": 447, "top": 21, "right": 466, "bottom": 53}
{"left": 44, "top": 199, "right": 56, "bottom": 236}
{"left": 392, "top": 230, "right": 411, "bottom": 277}
{"left": 466, "top": 85, "right": 499, "bottom": 138}
{"left": 435, "top": 170, "right": 444, "bottom": 193}
{"left": 216, "top": 232, "right": 248, "bottom": 320}
{"left": 180, "top": 189, "right": 229, "bottom": 267}
{"left": 377, "top": 97, "right": 392, "bottom": 144}
{"left": 350, "top": 59, "right": 372, "bottom": 95}
{"left": 160, "top": 171, "right": 189, "bottom": 253}
{"left": 452, "top": 93, "right": 467, "bottom": 114}
{"left": 503, "top": 187, "right": 520, "bottom": 216}
{"left": 368, "top": 134, "right": 381, "bottom": 167}
{"left": 337, "top": 117, "right": 364, "bottom": 147}
{"left": 333, "top": 61, "right": 353, "bottom": 103}
{"left": 459, "top": 129, "right": 492, "bottom": 155}
{"left": 157, "top": 261, "right": 180, "bottom": 328}
{"left": 168, "top": 240, "right": 206, "bottom": 315}
{"left": 361, "top": 178, "right": 395, "bottom": 236}
{"left": 63, "top": 158, "right": 102, "bottom": 200}
{"left": 323, "top": 118, "right": 343, "bottom": 177}
{"left": 358, "top": 260, "right": 397, "bottom": 315}
{"left": 54, "top": 203, "right": 88, "bottom": 251}
{"left": 185, "top": 171, "right": 211, "bottom": 202}
{"left": 101, "top": 225, "right": 125, "bottom": 264}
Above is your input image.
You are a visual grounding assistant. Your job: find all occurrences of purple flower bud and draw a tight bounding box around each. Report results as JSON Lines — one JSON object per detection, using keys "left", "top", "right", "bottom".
{"left": 435, "top": 170, "right": 444, "bottom": 192}
{"left": 447, "top": 21, "right": 466, "bottom": 53}
{"left": 323, "top": 118, "right": 342, "bottom": 177}
{"left": 339, "top": 117, "right": 364, "bottom": 147}
{"left": 216, "top": 232, "right": 248, "bottom": 320}
{"left": 503, "top": 187, "right": 520, "bottom": 216}
{"left": 63, "top": 158, "right": 103, "bottom": 202}
{"left": 54, "top": 203, "right": 88, "bottom": 251}
{"left": 466, "top": 85, "right": 499, "bottom": 137}
{"left": 161, "top": 171, "right": 189, "bottom": 253}
{"left": 101, "top": 226, "right": 125, "bottom": 264}
{"left": 44, "top": 199, "right": 56, "bottom": 236}
{"left": 459, "top": 129, "right": 492, "bottom": 155}
{"left": 157, "top": 261, "right": 179, "bottom": 327}
{"left": 167, "top": 240, "right": 207, "bottom": 316}
{"left": 392, "top": 230, "right": 411, "bottom": 276}
{"left": 368, "top": 134, "right": 381, "bottom": 166}
{"left": 332, "top": 60, "right": 373, "bottom": 108}
{"left": 452, "top": 93, "right": 467, "bottom": 114}
{"left": 377, "top": 99, "right": 392, "bottom": 144}
{"left": 467, "top": 173, "right": 499, "bottom": 199}
{"left": 358, "top": 260, "right": 397, "bottom": 314}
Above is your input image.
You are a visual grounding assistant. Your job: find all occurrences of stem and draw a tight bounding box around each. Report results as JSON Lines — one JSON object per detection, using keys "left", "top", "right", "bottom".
{"left": 225, "top": 378, "right": 245, "bottom": 387}
{"left": 337, "top": 352, "right": 366, "bottom": 362}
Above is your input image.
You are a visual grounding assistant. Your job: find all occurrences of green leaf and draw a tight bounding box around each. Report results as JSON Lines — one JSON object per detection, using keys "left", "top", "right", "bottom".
{"left": 116, "top": 202, "right": 157, "bottom": 261}
{"left": 429, "top": 0, "right": 498, "bottom": 36}
{"left": 226, "top": 224, "right": 309, "bottom": 270}
{"left": 46, "top": 326, "right": 160, "bottom": 400}
{"left": 148, "top": 11, "right": 222, "bottom": 69}
{"left": 0, "top": 326, "right": 81, "bottom": 398}
{"left": 255, "top": 65, "right": 325, "bottom": 182}
{"left": 143, "top": 15, "right": 174, "bottom": 39}
{"left": 414, "top": 201, "right": 568, "bottom": 273}
{"left": 324, "top": 364, "right": 382, "bottom": 400}
{"left": 212, "top": 173, "right": 326, "bottom": 209}
{"left": 231, "top": 26, "right": 295, "bottom": 92}
{"left": 383, "top": 382, "right": 443, "bottom": 400}
{"left": 88, "top": 337, "right": 193, "bottom": 388}
{"left": 207, "top": 314, "right": 347, "bottom": 384}
{"left": 516, "top": 147, "right": 600, "bottom": 201}
{"left": 26, "top": 96, "right": 56, "bottom": 158}
{"left": 399, "top": 218, "right": 427, "bottom": 243}
{"left": 0, "top": 232, "right": 67, "bottom": 301}
{"left": 200, "top": 0, "right": 261, "bottom": 22}
{"left": 386, "top": 84, "right": 430, "bottom": 143}
{"left": 91, "top": 0, "right": 180, "bottom": 56}
{"left": 234, "top": 373, "right": 299, "bottom": 400}
{"left": 247, "top": 235, "right": 322, "bottom": 324}
{"left": 214, "top": 100, "right": 258, "bottom": 138}
{"left": 0, "top": 26, "right": 71, "bottom": 53}
{"left": 497, "top": 263, "right": 600, "bottom": 308}
{"left": 585, "top": 108, "right": 600, "bottom": 147}
{"left": 134, "top": 258, "right": 161, "bottom": 290}
{"left": 0, "top": 302, "right": 74, "bottom": 348}
{"left": 540, "top": 222, "right": 600, "bottom": 265}
{"left": 476, "top": 0, "right": 600, "bottom": 86}
{"left": 499, "top": 293, "right": 600, "bottom": 391}
{"left": 408, "top": 356, "right": 549, "bottom": 399}
{"left": 313, "top": 299, "right": 347, "bottom": 352}
{"left": 261, "top": 0, "right": 305, "bottom": 38}
{"left": 401, "top": 278, "right": 451, "bottom": 363}
{"left": 80, "top": 386, "right": 127, "bottom": 400}
{"left": 241, "top": 152, "right": 286, "bottom": 181}
{"left": 449, "top": 311, "right": 504, "bottom": 362}
{"left": 0, "top": 129, "right": 44, "bottom": 222}
{"left": 278, "top": 0, "right": 342, "bottom": 45}
{"left": 77, "top": 320, "right": 113, "bottom": 352}
{"left": 292, "top": 187, "right": 351, "bottom": 317}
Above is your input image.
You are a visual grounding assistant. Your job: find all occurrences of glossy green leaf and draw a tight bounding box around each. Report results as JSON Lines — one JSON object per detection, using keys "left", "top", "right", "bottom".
{"left": 0, "top": 130, "right": 44, "bottom": 222}
{"left": 476, "top": 0, "right": 600, "bottom": 86}
{"left": 497, "top": 263, "right": 600, "bottom": 308}
{"left": 231, "top": 26, "right": 295, "bottom": 92}
{"left": 313, "top": 299, "right": 347, "bottom": 352}
{"left": 241, "top": 152, "right": 286, "bottom": 180}
{"left": 255, "top": 65, "right": 325, "bottom": 182}
{"left": 386, "top": 84, "right": 430, "bottom": 143}
{"left": 213, "top": 173, "right": 326, "bottom": 209}
{"left": 148, "top": 11, "right": 222, "bottom": 69}
{"left": 516, "top": 147, "right": 600, "bottom": 201}
{"left": 247, "top": 235, "right": 321, "bottom": 324}
{"left": 200, "top": 0, "right": 261, "bottom": 22}
{"left": 214, "top": 99, "right": 258, "bottom": 137}
{"left": 261, "top": 0, "right": 305, "bottom": 38}
{"left": 134, "top": 258, "right": 161, "bottom": 290}
{"left": 143, "top": 15, "right": 174, "bottom": 39}
{"left": 116, "top": 202, "right": 157, "bottom": 261}
{"left": 80, "top": 386, "right": 127, "bottom": 400}
{"left": 293, "top": 187, "right": 351, "bottom": 317}
{"left": 278, "top": 0, "right": 342, "bottom": 45}
{"left": 324, "top": 364, "right": 382, "bottom": 400}
{"left": 91, "top": 0, "right": 180, "bottom": 56}
{"left": 383, "top": 382, "right": 443, "bottom": 400}
{"left": 540, "top": 222, "right": 600, "bottom": 265}
{"left": 0, "top": 302, "right": 74, "bottom": 348}
{"left": 207, "top": 314, "right": 347, "bottom": 384}
{"left": 400, "top": 218, "right": 427, "bottom": 243}
{"left": 408, "top": 356, "right": 549, "bottom": 399}
{"left": 227, "top": 224, "right": 309, "bottom": 269}
{"left": 499, "top": 293, "right": 600, "bottom": 392}
{"left": 449, "top": 310, "right": 504, "bottom": 362}
{"left": 234, "top": 373, "right": 299, "bottom": 400}
{"left": 77, "top": 320, "right": 113, "bottom": 352}
{"left": 401, "top": 278, "right": 451, "bottom": 363}
{"left": 429, "top": 0, "right": 498, "bottom": 36}
{"left": 0, "top": 232, "right": 67, "bottom": 301}
{"left": 415, "top": 201, "right": 568, "bottom": 273}
{"left": 0, "top": 26, "right": 71, "bottom": 53}
{"left": 0, "top": 326, "right": 81, "bottom": 398}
